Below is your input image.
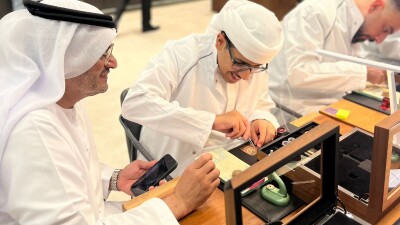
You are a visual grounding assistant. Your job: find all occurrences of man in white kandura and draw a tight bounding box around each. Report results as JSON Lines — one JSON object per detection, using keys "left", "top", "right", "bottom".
{"left": 122, "top": 0, "right": 284, "bottom": 176}
{"left": 0, "top": 0, "right": 219, "bottom": 224}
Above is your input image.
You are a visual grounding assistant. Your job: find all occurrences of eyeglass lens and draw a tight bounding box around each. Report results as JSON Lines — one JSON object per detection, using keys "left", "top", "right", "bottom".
{"left": 103, "top": 43, "right": 114, "bottom": 65}
{"left": 223, "top": 32, "right": 267, "bottom": 73}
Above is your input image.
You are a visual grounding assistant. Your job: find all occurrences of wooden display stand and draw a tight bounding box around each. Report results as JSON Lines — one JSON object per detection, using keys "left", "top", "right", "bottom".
{"left": 226, "top": 112, "right": 400, "bottom": 224}
{"left": 225, "top": 122, "right": 340, "bottom": 224}
{"left": 211, "top": 0, "right": 299, "bottom": 20}
{"left": 339, "top": 110, "right": 400, "bottom": 224}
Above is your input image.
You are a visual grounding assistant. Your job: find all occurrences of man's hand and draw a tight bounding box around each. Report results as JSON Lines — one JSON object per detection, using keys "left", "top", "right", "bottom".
{"left": 250, "top": 119, "right": 276, "bottom": 147}
{"left": 163, "top": 153, "right": 220, "bottom": 220}
{"left": 117, "top": 160, "right": 157, "bottom": 195}
{"left": 367, "top": 67, "right": 387, "bottom": 84}
{"left": 212, "top": 110, "right": 250, "bottom": 139}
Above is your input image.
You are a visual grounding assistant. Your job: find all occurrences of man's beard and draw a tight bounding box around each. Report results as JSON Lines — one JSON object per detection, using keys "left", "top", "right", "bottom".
{"left": 351, "top": 25, "right": 375, "bottom": 43}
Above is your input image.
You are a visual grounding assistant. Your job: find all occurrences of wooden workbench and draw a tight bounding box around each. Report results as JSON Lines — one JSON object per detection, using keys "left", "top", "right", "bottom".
{"left": 123, "top": 100, "right": 399, "bottom": 224}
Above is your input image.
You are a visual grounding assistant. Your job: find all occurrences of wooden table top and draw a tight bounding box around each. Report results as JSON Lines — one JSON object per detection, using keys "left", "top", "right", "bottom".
{"left": 122, "top": 177, "right": 264, "bottom": 225}
{"left": 319, "top": 99, "right": 387, "bottom": 134}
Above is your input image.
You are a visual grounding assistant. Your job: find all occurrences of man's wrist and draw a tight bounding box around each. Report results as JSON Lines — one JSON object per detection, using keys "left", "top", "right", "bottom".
{"left": 162, "top": 194, "right": 190, "bottom": 220}
{"left": 110, "top": 169, "right": 121, "bottom": 191}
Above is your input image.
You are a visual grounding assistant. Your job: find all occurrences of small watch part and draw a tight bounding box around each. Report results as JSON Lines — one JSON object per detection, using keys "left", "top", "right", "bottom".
{"left": 110, "top": 169, "right": 121, "bottom": 191}
{"left": 276, "top": 126, "right": 289, "bottom": 138}
{"left": 266, "top": 184, "right": 275, "bottom": 190}
{"left": 241, "top": 145, "right": 257, "bottom": 156}
{"left": 380, "top": 97, "right": 390, "bottom": 111}
{"left": 232, "top": 170, "right": 242, "bottom": 177}
{"left": 248, "top": 138, "right": 256, "bottom": 147}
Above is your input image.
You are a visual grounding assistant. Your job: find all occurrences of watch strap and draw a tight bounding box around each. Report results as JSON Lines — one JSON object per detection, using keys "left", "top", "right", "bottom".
{"left": 110, "top": 169, "right": 121, "bottom": 191}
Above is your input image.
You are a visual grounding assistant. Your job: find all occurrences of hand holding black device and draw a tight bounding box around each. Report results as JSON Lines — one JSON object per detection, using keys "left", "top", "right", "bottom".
{"left": 130, "top": 154, "right": 178, "bottom": 196}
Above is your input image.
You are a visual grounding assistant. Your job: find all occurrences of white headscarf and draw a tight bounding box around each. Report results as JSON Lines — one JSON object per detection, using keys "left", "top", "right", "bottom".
{"left": 0, "top": 0, "right": 117, "bottom": 158}
{"left": 209, "top": 0, "right": 284, "bottom": 64}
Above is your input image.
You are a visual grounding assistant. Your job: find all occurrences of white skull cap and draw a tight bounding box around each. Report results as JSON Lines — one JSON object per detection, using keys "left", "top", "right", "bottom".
{"left": 211, "top": 0, "right": 284, "bottom": 64}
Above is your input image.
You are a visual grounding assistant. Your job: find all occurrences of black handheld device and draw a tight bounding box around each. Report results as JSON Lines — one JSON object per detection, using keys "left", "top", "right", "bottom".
{"left": 131, "top": 154, "right": 178, "bottom": 195}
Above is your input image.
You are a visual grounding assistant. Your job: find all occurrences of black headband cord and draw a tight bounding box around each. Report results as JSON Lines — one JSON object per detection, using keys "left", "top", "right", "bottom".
{"left": 23, "top": 0, "right": 116, "bottom": 28}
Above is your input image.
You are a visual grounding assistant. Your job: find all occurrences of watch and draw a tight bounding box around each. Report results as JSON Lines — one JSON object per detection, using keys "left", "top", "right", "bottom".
{"left": 110, "top": 169, "right": 121, "bottom": 191}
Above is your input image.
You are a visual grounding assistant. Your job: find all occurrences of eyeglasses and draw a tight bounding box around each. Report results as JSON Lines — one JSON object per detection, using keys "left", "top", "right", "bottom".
{"left": 101, "top": 43, "right": 114, "bottom": 65}
{"left": 222, "top": 32, "right": 268, "bottom": 73}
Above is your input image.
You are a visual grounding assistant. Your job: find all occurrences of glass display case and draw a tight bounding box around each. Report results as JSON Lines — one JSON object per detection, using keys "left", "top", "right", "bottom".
{"left": 224, "top": 122, "right": 347, "bottom": 225}
{"left": 224, "top": 112, "right": 400, "bottom": 224}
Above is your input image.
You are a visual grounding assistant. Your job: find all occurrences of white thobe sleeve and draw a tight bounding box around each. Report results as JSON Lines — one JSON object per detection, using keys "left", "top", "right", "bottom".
{"left": 122, "top": 44, "right": 215, "bottom": 148}
{"left": 100, "top": 163, "right": 114, "bottom": 200}
{"left": 247, "top": 74, "right": 279, "bottom": 128}
{"left": 281, "top": 5, "right": 367, "bottom": 93}
{"left": 250, "top": 100, "right": 279, "bottom": 128}
{"left": 104, "top": 198, "right": 178, "bottom": 225}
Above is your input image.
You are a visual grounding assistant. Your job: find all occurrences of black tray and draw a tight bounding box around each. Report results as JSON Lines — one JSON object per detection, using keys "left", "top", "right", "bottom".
{"left": 228, "top": 122, "right": 320, "bottom": 165}
{"left": 241, "top": 176, "right": 305, "bottom": 223}
{"left": 344, "top": 92, "right": 389, "bottom": 115}
{"left": 306, "top": 130, "right": 373, "bottom": 203}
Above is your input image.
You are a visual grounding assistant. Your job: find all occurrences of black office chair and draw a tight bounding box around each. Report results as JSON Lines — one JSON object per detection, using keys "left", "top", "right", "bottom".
{"left": 119, "top": 88, "right": 174, "bottom": 182}
{"left": 119, "top": 88, "right": 153, "bottom": 162}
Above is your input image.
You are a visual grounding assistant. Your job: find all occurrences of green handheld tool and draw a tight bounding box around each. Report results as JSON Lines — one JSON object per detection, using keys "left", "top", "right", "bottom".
{"left": 261, "top": 172, "right": 290, "bottom": 207}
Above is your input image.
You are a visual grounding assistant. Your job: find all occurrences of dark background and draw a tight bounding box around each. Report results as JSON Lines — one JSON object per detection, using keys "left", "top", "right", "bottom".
{"left": 83, "top": 0, "right": 193, "bottom": 14}
{"left": 85, "top": 0, "right": 148, "bottom": 11}
{"left": 0, "top": 0, "right": 194, "bottom": 19}
{"left": 1, "top": 0, "right": 13, "bottom": 18}
{"left": 1, "top": 0, "right": 299, "bottom": 21}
